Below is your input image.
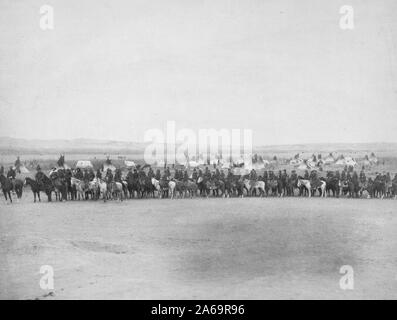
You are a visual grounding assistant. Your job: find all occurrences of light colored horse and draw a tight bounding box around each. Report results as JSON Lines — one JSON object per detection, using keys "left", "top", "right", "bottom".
{"left": 151, "top": 178, "right": 162, "bottom": 198}
{"left": 297, "top": 179, "right": 326, "bottom": 198}
{"left": 91, "top": 178, "right": 107, "bottom": 202}
{"left": 168, "top": 180, "right": 176, "bottom": 199}
{"left": 243, "top": 179, "right": 266, "bottom": 197}
{"left": 70, "top": 177, "right": 89, "bottom": 200}
{"left": 108, "top": 181, "right": 123, "bottom": 201}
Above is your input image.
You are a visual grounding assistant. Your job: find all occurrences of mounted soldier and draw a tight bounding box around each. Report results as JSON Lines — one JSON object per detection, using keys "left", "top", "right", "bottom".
{"left": 96, "top": 169, "right": 102, "bottom": 180}
{"left": 147, "top": 167, "right": 154, "bottom": 179}
{"left": 165, "top": 167, "right": 171, "bottom": 178}
{"left": 35, "top": 165, "right": 45, "bottom": 185}
{"left": 183, "top": 170, "right": 189, "bottom": 182}
{"left": 226, "top": 168, "right": 233, "bottom": 181}
{"left": 105, "top": 168, "right": 113, "bottom": 183}
{"left": 75, "top": 168, "right": 84, "bottom": 180}
{"left": 249, "top": 169, "right": 257, "bottom": 181}
{"left": 7, "top": 166, "right": 16, "bottom": 180}
{"left": 359, "top": 169, "right": 366, "bottom": 184}
{"left": 192, "top": 168, "right": 198, "bottom": 181}
{"left": 14, "top": 156, "right": 21, "bottom": 174}
{"left": 114, "top": 168, "right": 122, "bottom": 182}
{"left": 138, "top": 167, "right": 146, "bottom": 179}
{"left": 309, "top": 170, "right": 321, "bottom": 189}
{"left": 290, "top": 170, "right": 298, "bottom": 181}
{"left": 215, "top": 168, "right": 221, "bottom": 180}
{"left": 83, "top": 169, "right": 90, "bottom": 182}
{"left": 155, "top": 169, "right": 161, "bottom": 180}
{"left": 204, "top": 167, "right": 211, "bottom": 180}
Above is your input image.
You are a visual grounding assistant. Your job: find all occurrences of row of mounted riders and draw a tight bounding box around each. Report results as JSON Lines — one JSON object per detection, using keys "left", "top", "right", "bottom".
{"left": 1, "top": 167, "right": 397, "bottom": 203}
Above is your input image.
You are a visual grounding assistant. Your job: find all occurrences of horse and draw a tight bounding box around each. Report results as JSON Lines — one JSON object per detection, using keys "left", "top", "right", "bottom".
{"left": 372, "top": 179, "right": 386, "bottom": 199}
{"left": 139, "top": 176, "right": 155, "bottom": 198}
{"left": 126, "top": 175, "right": 140, "bottom": 198}
{"left": 51, "top": 176, "right": 68, "bottom": 201}
{"left": 196, "top": 176, "right": 206, "bottom": 196}
{"left": 267, "top": 178, "right": 279, "bottom": 197}
{"left": 0, "top": 174, "right": 13, "bottom": 203}
{"left": 340, "top": 179, "right": 360, "bottom": 198}
{"left": 13, "top": 178, "right": 24, "bottom": 199}
{"left": 39, "top": 175, "right": 55, "bottom": 201}
{"left": 392, "top": 182, "right": 397, "bottom": 199}
{"left": 183, "top": 179, "right": 198, "bottom": 198}
{"left": 285, "top": 177, "right": 298, "bottom": 197}
{"left": 24, "top": 177, "right": 41, "bottom": 202}
{"left": 224, "top": 179, "right": 235, "bottom": 198}
{"left": 325, "top": 177, "right": 341, "bottom": 197}
{"left": 159, "top": 178, "right": 170, "bottom": 198}
{"left": 70, "top": 177, "right": 89, "bottom": 200}
{"left": 88, "top": 179, "right": 100, "bottom": 200}
{"left": 89, "top": 178, "right": 107, "bottom": 201}
{"left": 204, "top": 179, "right": 225, "bottom": 197}
{"left": 97, "top": 178, "right": 108, "bottom": 202}
{"left": 243, "top": 179, "right": 265, "bottom": 197}
{"left": 24, "top": 177, "right": 53, "bottom": 202}
{"left": 108, "top": 181, "right": 124, "bottom": 201}
{"left": 151, "top": 177, "right": 162, "bottom": 198}
{"left": 297, "top": 179, "right": 326, "bottom": 197}
{"left": 168, "top": 180, "right": 176, "bottom": 199}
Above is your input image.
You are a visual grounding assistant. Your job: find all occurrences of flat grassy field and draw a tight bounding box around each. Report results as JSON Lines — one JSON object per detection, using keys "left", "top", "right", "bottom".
{"left": 1, "top": 195, "right": 396, "bottom": 299}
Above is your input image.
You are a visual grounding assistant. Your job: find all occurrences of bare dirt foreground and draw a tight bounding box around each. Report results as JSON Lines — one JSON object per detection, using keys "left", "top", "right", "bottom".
{"left": 0, "top": 196, "right": 396, "bottom": 300}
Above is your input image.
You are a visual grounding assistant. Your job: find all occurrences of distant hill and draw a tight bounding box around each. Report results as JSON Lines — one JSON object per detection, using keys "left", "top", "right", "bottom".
{"left": 0, "top": 137, "right": 397, "bottom": 158}
{"left": 0, "top": 137, "right": 147, "bottom": 154}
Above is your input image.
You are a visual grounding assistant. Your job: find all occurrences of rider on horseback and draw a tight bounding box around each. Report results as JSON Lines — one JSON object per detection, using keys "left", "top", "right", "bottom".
{"left": 359, "top": 168, "right": 366, "bottom": 183}
{"left": 309, "top": 170, "right": 321, "bottom": 189}
{"left": 14, "top": 156, "right": 21, "bottom": 174}
{"left": 35, "top": 165, "right": 45, "bottom": 187}
{"left": 183, "top": 170, "right": 189, "bottom": 182}
{"left": 192, "top": 168, "right": 198, "bottom": 181}
{"left": 96, "top": 169, "right": 102, "bottom": 180}
{"left": 7, "top": 166, "right": 16, "bottom": 180}
{"left": 105, "top": 168, "right": 113, "bottom": 183}
{"left": 75, "top": 168, "right": 84, "bottom": 180}
{"left": 114, "top": 168, "right": 122, "bottom": 182}
{"left": 155, "top": 169, "right": 161, "bottom": 180}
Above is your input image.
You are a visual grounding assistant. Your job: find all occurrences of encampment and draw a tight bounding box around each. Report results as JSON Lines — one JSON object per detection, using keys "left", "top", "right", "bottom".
{"left": 232, "top": 167, "right": 250, "bottom": 176}
{"left": 290, "top": 158, "right": 303, "bottom": 166}
{"left": 124, "top": 160, "right": 136, "bottom": 168}
{"left": 76, "top": 160, "right": 93, "bottom": 169}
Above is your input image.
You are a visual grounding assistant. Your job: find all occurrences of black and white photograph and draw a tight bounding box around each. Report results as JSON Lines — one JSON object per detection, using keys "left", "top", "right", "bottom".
{"left": 0, "top": 0, "right": 396, "bottom": 304}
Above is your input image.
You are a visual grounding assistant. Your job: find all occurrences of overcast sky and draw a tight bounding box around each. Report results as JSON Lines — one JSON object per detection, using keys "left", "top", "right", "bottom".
{"left": 0, "top": 0, "right": 396, "bottom": 145}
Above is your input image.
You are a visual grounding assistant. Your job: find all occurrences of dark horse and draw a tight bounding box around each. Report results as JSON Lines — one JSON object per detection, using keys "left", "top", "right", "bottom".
{"left": 51, "top": 176, "right": 68, "bottom": 201}
{"left": 24, "top": 177, "right": 54, "bottom": 202}
{"left": 13, "top": 178, "right": 24, "bottom": 199}
{"left": 0, "top": 174, "right": 13, "bottom": 203}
